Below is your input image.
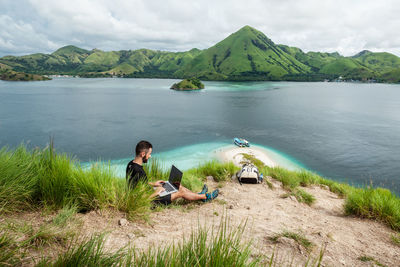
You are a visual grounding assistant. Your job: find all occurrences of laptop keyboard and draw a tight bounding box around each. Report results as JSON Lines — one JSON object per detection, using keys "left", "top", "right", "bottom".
{"left": 163, "top": 182, "right": 176, "bottom": 192}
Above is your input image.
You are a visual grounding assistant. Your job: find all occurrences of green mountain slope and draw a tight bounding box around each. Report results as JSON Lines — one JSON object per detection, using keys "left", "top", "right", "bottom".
{"left": 352, "top": 50, "right": 400, "bottom": 73}
{"left": 279, "top": 45, "right": 341, "bottom": 72}
{"left": 106, "top": 62, "right": 138, "bottom": 75}
{"left": 84, "top": 50, "right": 120, "bottom": 65}
{"left": 0, "top": 26, "right": 399, "bottom": 82}
{"left": 319, "top": 57, "right": 372, "bottom": 72}
{"left": 0, "top": 46, "right": 91, "bottom": 74}
{"left": 176, "top": 26, "right": 311, "bottom": 80}
{"left": 380, "top": 69, "right": 400, "bottom": 83}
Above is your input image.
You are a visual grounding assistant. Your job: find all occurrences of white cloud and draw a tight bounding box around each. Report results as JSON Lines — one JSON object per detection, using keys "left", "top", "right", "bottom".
{"left": 0, "top": 14, "right": 60, "bottom": 55}
{"left": 0, "top": 0, "right": 399, "bottom": 56}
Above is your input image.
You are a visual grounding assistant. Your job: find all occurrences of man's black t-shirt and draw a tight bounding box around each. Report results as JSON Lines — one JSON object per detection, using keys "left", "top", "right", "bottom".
{"left": 126, "top": 160, "right": 172, "bottom": 205}
{"left": 126, "top": 161, "right": 147, "bottom": 189}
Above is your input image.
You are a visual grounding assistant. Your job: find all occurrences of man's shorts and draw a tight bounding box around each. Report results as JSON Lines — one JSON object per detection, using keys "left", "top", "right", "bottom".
{"left": 153, "top": 194, "right": 172, "bottom": 205}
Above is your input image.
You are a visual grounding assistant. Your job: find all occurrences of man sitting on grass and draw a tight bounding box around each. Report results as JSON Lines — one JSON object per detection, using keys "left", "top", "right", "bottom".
{"left": 126, "top": 140, "right": 219, "bottom": 205}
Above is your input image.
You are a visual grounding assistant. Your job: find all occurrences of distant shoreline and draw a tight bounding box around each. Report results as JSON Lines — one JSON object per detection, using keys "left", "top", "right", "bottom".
{"left": 40, "top": 76, "right": 389, "bottom": 84}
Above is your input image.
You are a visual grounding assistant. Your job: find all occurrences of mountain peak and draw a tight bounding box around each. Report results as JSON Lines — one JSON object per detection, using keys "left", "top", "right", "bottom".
{"left": 225, "top": 25, "right": 274, "bottom": 46}
{"left": 176, "top": 25, "right": 309, "bottom": 80}
{"left": 53, "top": 45, "right": 89, "bottom": 56}
{"left": 234, "top": 25, "right": 263, "bottom": 36}
{"left": 238, "top": 25, "right": 255, "bottom": 32}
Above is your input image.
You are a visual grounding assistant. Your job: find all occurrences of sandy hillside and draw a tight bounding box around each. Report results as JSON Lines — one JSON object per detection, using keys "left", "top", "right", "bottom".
{"left": 78, "top": 176, "right": 399, "bottom": 266}
{"left": 76, "top": 146, "right": 399, "bottom": 266}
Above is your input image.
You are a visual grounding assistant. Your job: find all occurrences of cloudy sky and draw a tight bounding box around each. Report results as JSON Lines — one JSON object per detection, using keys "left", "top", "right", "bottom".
{"left": 1, "top": 0, "right": 399, "bottom": 57}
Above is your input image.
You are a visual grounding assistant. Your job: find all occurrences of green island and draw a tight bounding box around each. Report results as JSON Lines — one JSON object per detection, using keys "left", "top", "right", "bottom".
{"left": 0, "top": 144, "right": 399, "bottom": 266}
{"left": 1, "top": 26, "right": 400, "bottom": 83}
{"left": 170, "top": 78, "right": 205, "bottom": 90}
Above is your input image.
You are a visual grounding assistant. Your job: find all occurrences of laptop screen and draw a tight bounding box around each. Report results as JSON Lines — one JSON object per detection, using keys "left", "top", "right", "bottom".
{"left": 169, "top": 165, "right": 183, "bottom": 186}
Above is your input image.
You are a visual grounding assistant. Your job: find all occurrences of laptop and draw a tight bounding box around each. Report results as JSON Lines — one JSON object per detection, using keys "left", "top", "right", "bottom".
{"left": 158, "top": 165, "right": 183, "bottom": 197}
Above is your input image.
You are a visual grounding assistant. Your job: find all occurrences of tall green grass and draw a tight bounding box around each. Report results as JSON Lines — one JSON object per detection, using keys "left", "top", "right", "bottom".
{"left": 344, "top": 187, "right": 400, "bottom": 231}
{"left": 0, "top": 144, "right": 238, "bottom": 219}
{"left": 143, "top": 158, "right": 169, "bottom": 181}
{"left": 37, "top": 218, "right": 261, "bottom": 266}
{"left": 263, "top": 166, "right": 350, "bottom": 196}
{"left": 242, "top": 153, "right": 349, "bottom": 196}
{"left": 0, "top": 145, "right": 39, "bottom": 212}
{"left": 131, "top": 218, "right": 258, "bottom": 266}
{"left": 36, "top": 142, "right": 75, "bottom": 209}
{"left": 36, "top": 233, "right": 126, "bottom": 267}
{"left": 182, "top": 161, "right": 239, "bottom": 191}
{"left": 37, "top": 217, "right": 326, "bottom": 267}
{"left": 0, "top": 144, "right": 152, "bottom": 220}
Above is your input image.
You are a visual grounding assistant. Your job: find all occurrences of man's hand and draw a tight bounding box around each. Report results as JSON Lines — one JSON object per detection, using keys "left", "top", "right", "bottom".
{"left": 154, "top": 186, "right": 165, "bottom": 194}
{"left": 153, "top": 180, "right": 165, "bottom": 187}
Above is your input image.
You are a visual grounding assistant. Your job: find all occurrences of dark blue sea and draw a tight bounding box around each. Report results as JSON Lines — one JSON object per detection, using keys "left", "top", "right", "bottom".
{"left": 1, "top": 78, "right": 399, "bottom": 193}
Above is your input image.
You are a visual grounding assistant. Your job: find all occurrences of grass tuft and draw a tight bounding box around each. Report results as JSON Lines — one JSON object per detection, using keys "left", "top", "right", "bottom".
{"left": 293, "top": 188, "right": 316, "bottom": 205}
{"left": 28, "top": 225, "right": 70, "bottom": 247}
{"left": 0, "top": 231, "right": 20, "bottom": 266}
{"left": 261, "top": 165, "right": 351, "bottom": 197}
{"left": 270, "top": 230, "right": 314, "bottom": 252}
{"left": 52, "top": 205, "right": 78, "bottom": 227}
{"left": 390, "top": 233, "right": 400, "bottom": 246}
{"left": 194, "top": 160, "right": 240, "bottom": 182}
{"left": 344, "top": 187, "right": 400, "bottom": 231}
{"left": 264, "top": 178, "right": 274, "bottom": 189}
{"left": 36, "top": 234, "right": 125, "bottom": 267}
{"left": 241, "top": 153, "right": 265, "bottom": 169}
{"left": 358, "top": 255, "right": 386, "bottom": 267}
{"left": 116, "top": 180, "right": 153, "bottom": 221}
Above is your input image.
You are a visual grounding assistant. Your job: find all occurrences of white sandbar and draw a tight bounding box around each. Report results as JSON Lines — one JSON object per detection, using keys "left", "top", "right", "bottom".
{"left": 215, "top": 145, "right": 277, "bottom": 167}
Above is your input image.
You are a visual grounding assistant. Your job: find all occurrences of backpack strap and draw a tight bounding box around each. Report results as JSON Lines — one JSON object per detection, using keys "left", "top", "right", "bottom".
{"left": 237, "top": 171, "right": 243, "bottom": 186}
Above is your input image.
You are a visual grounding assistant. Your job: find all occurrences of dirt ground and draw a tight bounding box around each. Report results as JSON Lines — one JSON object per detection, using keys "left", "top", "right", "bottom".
{"left": 75, "top": 176, "right": 399, "bottom": 266}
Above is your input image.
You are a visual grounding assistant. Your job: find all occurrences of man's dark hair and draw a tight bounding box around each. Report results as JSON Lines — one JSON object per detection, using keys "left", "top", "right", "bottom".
{"left": 135, "top": 140, "right": 153, "bottom": 156}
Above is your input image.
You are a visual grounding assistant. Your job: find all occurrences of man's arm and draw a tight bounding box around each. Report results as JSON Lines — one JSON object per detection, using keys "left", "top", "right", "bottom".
{"left": 148, "top": 180, "right": 165, "bottom": 198}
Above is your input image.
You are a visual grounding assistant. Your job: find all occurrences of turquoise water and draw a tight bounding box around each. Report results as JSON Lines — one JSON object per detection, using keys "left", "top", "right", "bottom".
{"left": 83, "top": 141, "right": 305, "bottom": 177}
{"left": 203, "top": 81, "right": 285, "bottom": 92}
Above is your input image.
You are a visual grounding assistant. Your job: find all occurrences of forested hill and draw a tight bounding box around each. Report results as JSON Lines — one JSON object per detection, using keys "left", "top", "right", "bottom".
{"left": 1, "top": 26, "right": 399, "bottom": 82}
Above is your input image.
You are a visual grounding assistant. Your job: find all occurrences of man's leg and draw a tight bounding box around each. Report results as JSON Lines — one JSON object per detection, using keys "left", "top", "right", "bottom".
{"left": 171, "top": 185, "right": 206, "bottom": 201}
